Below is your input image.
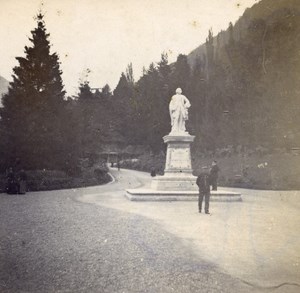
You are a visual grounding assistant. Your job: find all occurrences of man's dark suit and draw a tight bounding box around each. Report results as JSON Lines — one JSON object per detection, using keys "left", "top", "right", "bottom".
{"left": 196, "top": 173, "right": 211, "bottom": 214}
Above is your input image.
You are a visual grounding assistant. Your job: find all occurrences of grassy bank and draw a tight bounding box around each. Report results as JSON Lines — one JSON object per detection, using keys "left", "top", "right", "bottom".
{"left": 120, "top": 149, "right": 300, "bottom": 190}
{"left": 193, "top": 151, "right": 300, "bottom": 190}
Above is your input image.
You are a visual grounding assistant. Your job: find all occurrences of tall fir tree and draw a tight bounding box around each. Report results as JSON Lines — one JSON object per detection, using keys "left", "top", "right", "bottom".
{"left": 189, "top": 57, "right": 206, "bottom": 144}
{"left": 0, "top": 13, "right": 76, "bottom": 171}
{"left": 170, "top": 54, "right": 191, "bottom": 95}
{"left": 113, "top": 67, "right": 141, "bottom": 144}
{"left": 205, "top": 28, "right": 214, "bottom": 82}
{"left": 77, "top": 81, "right": 94, "bottom": 100}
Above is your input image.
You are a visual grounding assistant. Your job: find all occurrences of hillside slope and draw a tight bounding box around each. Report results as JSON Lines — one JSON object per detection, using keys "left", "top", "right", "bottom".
{"left": 0, "top": 76, "right": 9, "bottom": 107}
{"left": 187, "top": 0, "right": 300, "bottom": 67}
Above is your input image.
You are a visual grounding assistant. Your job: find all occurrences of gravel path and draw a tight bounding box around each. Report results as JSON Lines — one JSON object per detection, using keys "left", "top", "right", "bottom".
{"left": 0, "top": 188, "right": 253, "bottom": 292}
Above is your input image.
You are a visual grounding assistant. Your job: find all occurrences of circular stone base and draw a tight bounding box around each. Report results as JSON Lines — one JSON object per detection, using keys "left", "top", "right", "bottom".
{"left": 125, "top": 189, "right": 242, "bottom": 202}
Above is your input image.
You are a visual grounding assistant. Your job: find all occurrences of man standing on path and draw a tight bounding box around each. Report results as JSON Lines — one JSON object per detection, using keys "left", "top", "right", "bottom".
{"left": 209, "top": 160, "right": 220, "bottom": 191}
{"left": 196, "top": 172, "right": 211, "bottom": 214}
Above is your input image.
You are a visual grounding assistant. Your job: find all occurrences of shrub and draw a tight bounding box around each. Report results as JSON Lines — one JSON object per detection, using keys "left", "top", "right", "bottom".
{"left": 0, "top": 160, "right": 111, "bottom": 193}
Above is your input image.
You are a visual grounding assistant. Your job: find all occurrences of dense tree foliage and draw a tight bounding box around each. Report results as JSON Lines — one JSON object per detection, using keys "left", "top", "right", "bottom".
{"left": 0, "top": 14, "right": 78, "bottom": 172}
{"left": 1, "top": 0, "right": 299, "bottom": 177}
{"left": 70, "top": 80, "right": 121, "bottom": 159}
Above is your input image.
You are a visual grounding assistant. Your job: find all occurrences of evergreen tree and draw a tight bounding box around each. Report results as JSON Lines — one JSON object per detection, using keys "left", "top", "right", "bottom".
{"left": 201, "top": 29, "right": 227, "bottom": 150}
{"left": 189, "top": 57, "right": 206, "bottom": 143}
{"left": 0, "top": 13, "right": 76, "bottom": 171}
{"left": 101, "top": 84, "right": 112, "bottom": 99}
{"left": 205, "top": 29, "right": 214, "bottom": 81}
{"left": 135, "top": 57, "right": 172, "bottom": 153}
{"left": 170, "top": 54, "right": 191, "bottom": 94}
{"left": 113, "top": 71, "right": 137, "bottom": 143}
{"left": 228, "top": 22, "right": 234, "bottom": 46}
{"left": 74, "top": 81, "right": 115, "bottom": 160}
{"left": 77, "top": 81, "right": 94, "bottom": 100}
{"left": 76, "top": 81, "right": 95, "bottom": 157}
{"left": 126, "top": 63, "right": 134, "bottom": 85}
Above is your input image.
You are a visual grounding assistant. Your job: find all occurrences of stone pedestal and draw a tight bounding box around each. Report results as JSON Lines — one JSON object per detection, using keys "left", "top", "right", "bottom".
{"left": 151, "top": 134, "right": 197, "bottom": 191}
{"left": 125, "top": 132, "right": 242, "bottom": 202}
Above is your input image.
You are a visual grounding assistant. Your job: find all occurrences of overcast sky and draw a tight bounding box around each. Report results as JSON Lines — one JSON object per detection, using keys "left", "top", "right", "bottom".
{"left": 0, "top": 0, "right": 258, "bottom": 96}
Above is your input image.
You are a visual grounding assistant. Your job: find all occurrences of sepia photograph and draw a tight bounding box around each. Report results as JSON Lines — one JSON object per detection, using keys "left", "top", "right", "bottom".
{"left": 0, "top": 0, "right": 299, "bottom": 292}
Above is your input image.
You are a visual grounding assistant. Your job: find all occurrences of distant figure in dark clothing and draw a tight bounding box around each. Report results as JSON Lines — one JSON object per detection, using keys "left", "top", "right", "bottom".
{"left": 6, "top": 167, "right": 18, "bottom": 194}
{"left": 209, "top": 160, "right": 220, "bottom": 191}
{"left": 196, "top": 172, "right": 211, "bottom": 214}
{"left": 150, "top": 167, "right": 156, "bottom": 177}
{"left": 117, "top": 161, "right": 120, "bottom": 171}
{"left": 18, "top": 169, "right": 27, "bottom": 194}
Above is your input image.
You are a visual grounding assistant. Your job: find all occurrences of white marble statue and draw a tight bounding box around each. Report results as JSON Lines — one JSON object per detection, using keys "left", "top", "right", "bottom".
{"left": 169, "top": 88, "right": 191, "bottom": 134}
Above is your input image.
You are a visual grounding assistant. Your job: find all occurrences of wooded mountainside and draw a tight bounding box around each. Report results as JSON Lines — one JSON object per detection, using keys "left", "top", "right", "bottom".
{"left": 100, "top": 0, "right": 300, "bottom": 153}
{"left": 0, "top": 76, "right": 9, "bottom": 107}
{"left": 184, "top": 0, "right": 300, "bottom": 151}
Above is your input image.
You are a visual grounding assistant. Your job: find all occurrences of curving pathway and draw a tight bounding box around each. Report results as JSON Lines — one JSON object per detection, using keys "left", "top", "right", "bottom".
{"left": 0, "top": 167, "right": 299, "bottom": 292}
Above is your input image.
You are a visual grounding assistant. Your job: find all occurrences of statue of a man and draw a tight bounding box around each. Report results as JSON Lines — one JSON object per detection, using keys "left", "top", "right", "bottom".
{"left": 169, "top": 88, "right": 191, "bottom": 134}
